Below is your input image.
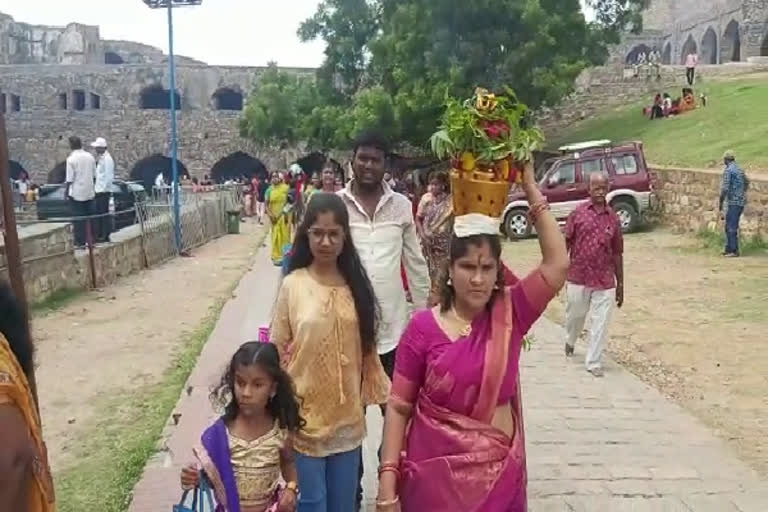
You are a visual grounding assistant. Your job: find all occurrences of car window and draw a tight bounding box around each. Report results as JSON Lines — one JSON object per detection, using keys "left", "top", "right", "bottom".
{"left": 581, "top": 158, "right": 605, "bottom": 181}
{"left": 612, "top": 154, "right": 639, "bottom": 175}
{"left": 550, "top": 162, "right": 576, "bottom": 185}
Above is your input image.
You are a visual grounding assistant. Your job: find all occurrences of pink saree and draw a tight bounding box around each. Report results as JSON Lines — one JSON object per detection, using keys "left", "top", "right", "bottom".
{"left": 391, "top": 267, "right": 555, "bottom": 512}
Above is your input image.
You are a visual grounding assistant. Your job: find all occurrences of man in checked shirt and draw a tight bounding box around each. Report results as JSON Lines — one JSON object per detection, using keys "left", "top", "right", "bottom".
{"left": 563, "top": 173, "right": 624, "bottom": 378}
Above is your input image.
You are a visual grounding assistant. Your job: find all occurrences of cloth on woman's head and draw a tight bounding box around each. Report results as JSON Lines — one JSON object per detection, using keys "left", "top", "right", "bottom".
{"left": 453, "top": 213, "right": 501, "bottom": 238}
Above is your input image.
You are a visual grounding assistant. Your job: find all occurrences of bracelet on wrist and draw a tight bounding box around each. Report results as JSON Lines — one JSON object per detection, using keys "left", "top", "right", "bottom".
{"left": 376, "top": 495, "right": 400, "bottom": 507}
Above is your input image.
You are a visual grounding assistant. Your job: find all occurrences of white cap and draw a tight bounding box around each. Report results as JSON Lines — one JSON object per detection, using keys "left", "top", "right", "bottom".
{"left": 90, "top": 137, "right": 108, "bottom": 148}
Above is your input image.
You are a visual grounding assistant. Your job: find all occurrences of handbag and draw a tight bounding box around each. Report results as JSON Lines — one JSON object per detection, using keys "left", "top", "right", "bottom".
{"left": 173, "top": 473, "right": 216, "bottom": 512}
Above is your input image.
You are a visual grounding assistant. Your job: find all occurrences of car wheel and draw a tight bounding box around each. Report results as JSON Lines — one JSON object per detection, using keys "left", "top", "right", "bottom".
{"left": 505, "top": 208, "right": 532, "bottom": 240}
{"left": 612, "top": 200, "right": 639, "bottom": 233}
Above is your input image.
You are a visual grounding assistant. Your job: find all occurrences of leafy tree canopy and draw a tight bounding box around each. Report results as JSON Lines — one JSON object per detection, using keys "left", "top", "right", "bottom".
{"left": 241, "top": 0, "right": 647, "bottom": 151}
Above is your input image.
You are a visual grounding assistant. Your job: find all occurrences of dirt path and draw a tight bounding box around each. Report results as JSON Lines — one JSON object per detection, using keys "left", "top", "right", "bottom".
{"left": 503, "top": 229, "right": 768, "bottom": 476}
{"left": 32, "top": 221, "right": 266, "bottom": 472}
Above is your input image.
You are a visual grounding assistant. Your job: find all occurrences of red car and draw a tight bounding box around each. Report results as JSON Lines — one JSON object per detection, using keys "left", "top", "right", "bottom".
{"left": 501, "top": 140, "right": 657, "bottom": 239}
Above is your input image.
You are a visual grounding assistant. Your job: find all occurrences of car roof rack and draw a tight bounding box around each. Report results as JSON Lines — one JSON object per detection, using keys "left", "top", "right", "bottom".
{"left": 557, "top": 140, "right": 612, "bottom": 153}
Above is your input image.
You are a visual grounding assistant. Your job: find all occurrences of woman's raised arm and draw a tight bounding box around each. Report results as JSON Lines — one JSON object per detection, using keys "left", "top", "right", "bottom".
{"left": 521, "top": 161, "right": 568, "bottom": 291}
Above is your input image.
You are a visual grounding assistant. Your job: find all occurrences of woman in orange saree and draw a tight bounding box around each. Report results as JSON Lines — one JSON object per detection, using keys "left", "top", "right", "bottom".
{"left": 376, "top": 162, "right": 568, "bottom": 511}
{"left": 0, "top": 282, "right": 55, "bottom": 512}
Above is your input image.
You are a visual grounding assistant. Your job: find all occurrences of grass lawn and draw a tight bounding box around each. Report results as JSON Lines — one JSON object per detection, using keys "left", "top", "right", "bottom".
{"left": 53, "top": 299, "right": 225, "bottom": 512}
{"left": 547, "top": 74, "right": 768, "bottom": 172}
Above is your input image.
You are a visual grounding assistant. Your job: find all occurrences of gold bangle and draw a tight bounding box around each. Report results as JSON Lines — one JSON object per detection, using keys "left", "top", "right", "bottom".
{"left": 376, "top": 495, "right": 400, "bottom": 507}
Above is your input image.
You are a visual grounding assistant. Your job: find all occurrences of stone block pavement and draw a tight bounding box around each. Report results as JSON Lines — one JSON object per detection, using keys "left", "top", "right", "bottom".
{"left": 128, "top": 246, "right": 768, "bottom": 511}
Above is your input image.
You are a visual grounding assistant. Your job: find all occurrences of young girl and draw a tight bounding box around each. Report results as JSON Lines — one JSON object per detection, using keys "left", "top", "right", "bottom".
{"left": 271, "top": 192, "right": 390, "bottom": 512}
{"left": 180, "top": 342, "right": 303, "bottom": 512}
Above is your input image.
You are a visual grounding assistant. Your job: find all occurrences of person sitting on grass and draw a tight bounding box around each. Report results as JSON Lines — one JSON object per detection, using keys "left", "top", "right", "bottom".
{"left": 180, "top": 342, "right": 303, "bottom": 512}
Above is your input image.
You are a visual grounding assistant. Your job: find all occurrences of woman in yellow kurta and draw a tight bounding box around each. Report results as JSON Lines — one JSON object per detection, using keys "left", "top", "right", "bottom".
{"left": 266, "top": 171, "right": 292, "bottom": 266}
{"left": 0, "top": 283, "right": 55, "bottom": 512}
{"left": 270, "top": 192, "right": 389, "bottom": 512}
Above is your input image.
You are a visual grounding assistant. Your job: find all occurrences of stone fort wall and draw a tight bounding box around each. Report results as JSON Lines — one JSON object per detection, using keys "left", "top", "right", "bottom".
{"left": 1, "top": 63, "right": 315, "bottom": 182}
{"left": 0, "top": 11, "right": 317, "bottom": 183}
{"left": 611, "top": 0, "right": 768, "bottom": 65}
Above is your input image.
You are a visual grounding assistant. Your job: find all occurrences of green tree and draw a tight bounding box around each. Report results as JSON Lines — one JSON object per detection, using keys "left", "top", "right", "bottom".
{"left": 241, "top": 0, "right": 646, "bottom": 150}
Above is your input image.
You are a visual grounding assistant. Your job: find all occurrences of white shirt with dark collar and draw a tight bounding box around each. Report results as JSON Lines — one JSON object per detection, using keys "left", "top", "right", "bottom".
{"left": 338, "top": 181, "right": 430, "bottom": 355}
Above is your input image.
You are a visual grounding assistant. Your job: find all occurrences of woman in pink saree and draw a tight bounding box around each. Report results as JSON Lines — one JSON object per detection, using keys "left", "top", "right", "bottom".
{"left": 376, "top": 162, "right": 568, "bottom": 511}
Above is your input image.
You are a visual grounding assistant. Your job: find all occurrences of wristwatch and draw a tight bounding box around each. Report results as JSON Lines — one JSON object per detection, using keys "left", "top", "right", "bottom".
{"left": 285, "top": 481, "right": 299, "bottom": 495}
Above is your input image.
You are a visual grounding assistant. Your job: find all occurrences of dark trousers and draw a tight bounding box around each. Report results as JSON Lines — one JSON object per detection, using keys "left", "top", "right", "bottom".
{"left": 725, "top": 204, "right": 744, "bottom": 255}
{"left": 356, "top": 347, "right": 397, "bottom": 510}
{"left": 71, "top": 199, "right": 94, "bottom": 247}
{"left": 94, "top": 192, "right": 112, "bottom": 242}
{"left": 686, "top": 67, "right": 695, "bottom": 85}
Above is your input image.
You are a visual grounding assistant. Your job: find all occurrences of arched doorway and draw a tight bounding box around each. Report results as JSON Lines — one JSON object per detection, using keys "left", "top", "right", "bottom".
{"left": 762, "top": 33, "right": 768, "bottom": 56}
{"left": 8, "top": 160, "right": 27, "bottom": 181}
{"left": 700, "top": 27, "right": 718, "bottom": 64}
{"left": 129, "top": 154, "right": 190, "bottom": 191}
{"left": 105, "top": 51, "right": 124, "bottom": 64}
{"left": 293, "top": 152, "right": 328, "bottom": 179}
{"left": 212, "top": 87, "right": 243, "bottom": 111}
{"left": 139, "top": 85, "right": 181, "bottom": 110}
{"left": 48, "top": 162, "right": 67, "bottom": 184}
{"left": 662, "top": 42, "right": 672, "bottom": 64}
{"left": 625, "top": 44, "right": 651, "bottom": 64}
{"left": 210, "top": 152, "right": 267, "bottom": 183}
{"left": 680, "top": 35, "right": 698, "bottom": 64}
{"left": 721, "top": 20, "right": 741, "bottom": 62}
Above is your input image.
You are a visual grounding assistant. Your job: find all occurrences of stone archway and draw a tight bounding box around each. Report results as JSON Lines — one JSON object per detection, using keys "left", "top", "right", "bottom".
{"left": 662, "top": 42, "right": 672, "bottom": 64}
{"left": 139, "top": 85, "right": 181, "bottom": 110}
{"left": 8, "top": 160, "right": 27, "bottom": 181}
{"left": 293, "top": 152, "right": 328, "bottom": 179}
{"left": 48, "top": 162, "right": 67, "bottom": 184}
{"left": 625, "top": 44, "right": 651, "bottom": 64}
{"left": 700, "top": 27, "right": 718, "bottom": 64}
{"left": 681, "top": 34, "right": 698, "bottom": 64}
{"left": 212, "top": 87, "right": 243, "bottom": 111}
{"left": 129, "top": 154, "right": 190, "bottom": 191}
{"left": 210, "top": 152, "right": 267, "bottom": 183}
{"left": 105, "top": 51, "right": 124, "bottom": 64}
{"left": 721, "top": 20, "right": 741, "bottom": 63}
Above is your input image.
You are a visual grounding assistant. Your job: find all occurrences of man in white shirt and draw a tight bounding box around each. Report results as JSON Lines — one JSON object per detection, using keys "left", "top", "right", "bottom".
{"left": 685, "top": 52, "right": 698, "bottom": 85}
{"left": 65, "top": 136, "right": 96, "bottom": 248}
{"left": 339, "top": 132, "right": 430, "bottom": 509}
{"left": 91, "top": 137, "right": 115, "bottom": 242}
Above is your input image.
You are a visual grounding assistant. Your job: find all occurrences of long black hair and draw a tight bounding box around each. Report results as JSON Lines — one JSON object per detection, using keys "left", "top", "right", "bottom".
{"left": 212, "top": 342, "right": 304, "bottom": 432}
{"left": 0, "top": 281, "right": 34, "bottom": 379}
{"left": 287, "top": 192, "right": 379, "bottom": 355}
{"left": 439, "top": 233, "right": 505, "bottom": 312}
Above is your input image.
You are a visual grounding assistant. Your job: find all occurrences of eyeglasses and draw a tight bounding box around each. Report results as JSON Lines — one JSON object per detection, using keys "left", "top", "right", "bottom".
{"left": 308, "top": 228, "right": 344, "bottom": 244}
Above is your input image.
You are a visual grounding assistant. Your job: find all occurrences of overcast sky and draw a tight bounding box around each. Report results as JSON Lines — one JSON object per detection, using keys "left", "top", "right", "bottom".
{"left": 0, "top": 0, "right": 592, "bottom": 68}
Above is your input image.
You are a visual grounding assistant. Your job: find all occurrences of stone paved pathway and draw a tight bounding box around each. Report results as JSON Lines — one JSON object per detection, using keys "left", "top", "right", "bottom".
{"left": 129, "top": 247, "right": 768, "bottom": 512}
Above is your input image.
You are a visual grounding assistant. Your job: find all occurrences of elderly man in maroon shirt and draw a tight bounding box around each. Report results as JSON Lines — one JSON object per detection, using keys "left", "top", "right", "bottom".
{"left": 564, "top": 173, "right": 624, "bottom": 377}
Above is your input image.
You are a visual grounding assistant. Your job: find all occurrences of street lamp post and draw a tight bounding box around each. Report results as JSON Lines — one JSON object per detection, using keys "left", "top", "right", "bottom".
{"left": 141, "top": 0, "right": 202, "bottom": 252}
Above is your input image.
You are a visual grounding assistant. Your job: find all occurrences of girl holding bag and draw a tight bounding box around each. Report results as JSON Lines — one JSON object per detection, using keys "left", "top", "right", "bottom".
{"left": 180, "top": 342, "right": 304, "bottom": 512}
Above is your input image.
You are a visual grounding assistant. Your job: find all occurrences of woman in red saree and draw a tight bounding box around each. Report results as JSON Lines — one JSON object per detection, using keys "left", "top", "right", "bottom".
{"left": 376, "top": 162, "right": 568, "bottom": 511}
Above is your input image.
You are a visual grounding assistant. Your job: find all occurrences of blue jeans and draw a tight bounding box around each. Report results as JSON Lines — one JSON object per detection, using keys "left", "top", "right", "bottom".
{"left": 725, "top": 205, "right": 744, "bottom": 254}
{"left": 295, "top": 447, "right": 361, "bottom": 512}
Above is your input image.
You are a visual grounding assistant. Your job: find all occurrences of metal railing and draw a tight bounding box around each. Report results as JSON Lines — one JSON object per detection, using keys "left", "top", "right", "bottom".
{"left": 3, "top": 186, "right": 243, "bottom": 289}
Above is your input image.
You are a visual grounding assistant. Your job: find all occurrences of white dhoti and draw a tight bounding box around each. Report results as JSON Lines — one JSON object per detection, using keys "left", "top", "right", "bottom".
{"left": 564, "top": 282, "right": 615, "bottom": 371}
